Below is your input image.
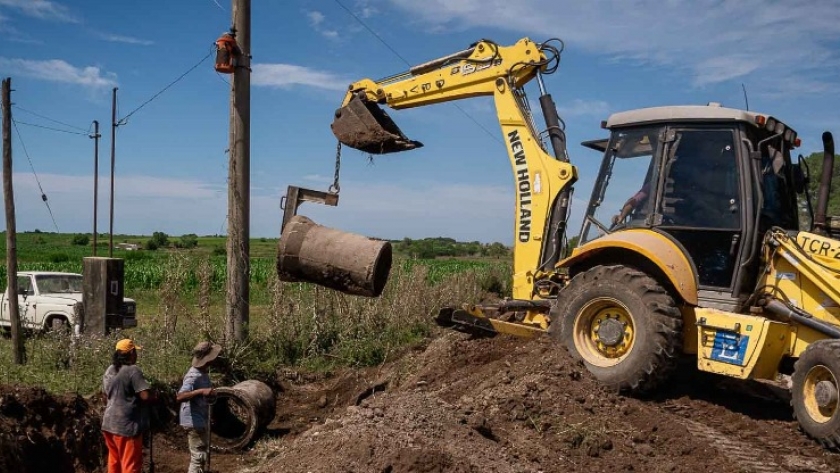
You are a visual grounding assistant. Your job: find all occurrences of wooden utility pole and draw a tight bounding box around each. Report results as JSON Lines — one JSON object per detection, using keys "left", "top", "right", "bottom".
{"left": 109, "top": 87, "right": 117, "bottom": 258}
{"left": 90, "top": 120, "right": 100, "bottom": 256}
{"left": 226, "top": 0, "right": 251, "bottom": 343}
{"left": 2, "top": 77, "right": 25, "bottom": 365}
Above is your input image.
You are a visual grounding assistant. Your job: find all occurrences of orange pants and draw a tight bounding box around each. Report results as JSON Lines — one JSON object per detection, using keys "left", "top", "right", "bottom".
{"left": 103, "top": 431, "right": 143, "bottom": 473}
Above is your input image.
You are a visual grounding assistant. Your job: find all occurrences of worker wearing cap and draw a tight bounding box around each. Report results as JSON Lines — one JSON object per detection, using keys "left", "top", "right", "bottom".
{"left": 176, "top": 341, "right": 223, "bottom": 473}
{"left": 101, "top": 339, "right": 153, "bottom": 473}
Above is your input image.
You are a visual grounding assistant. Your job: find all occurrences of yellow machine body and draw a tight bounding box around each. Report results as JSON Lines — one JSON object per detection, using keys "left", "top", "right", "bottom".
{"left": 329, "top": 35, "right": 840, "bottom": 450}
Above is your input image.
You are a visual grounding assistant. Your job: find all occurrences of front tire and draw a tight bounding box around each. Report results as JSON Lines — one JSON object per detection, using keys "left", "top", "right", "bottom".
{"left": 550, "top": 265, "right": 682, "bottom": 394}
{"left": 792, "top": 340, "right": 840, "bottom": 449}
{"left": 47, "top": 316, "right": 69, "bottom": 333}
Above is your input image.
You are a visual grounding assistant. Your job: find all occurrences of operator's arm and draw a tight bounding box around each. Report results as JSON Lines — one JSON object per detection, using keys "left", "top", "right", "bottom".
{"left": 175, "top": 388, "right": 214, "bottom": 403}
{"left": 613, "top": 185, "right": 650, "bottom": 224}
{"left": 130, "top": 366, "right": 155, "bottom": 402}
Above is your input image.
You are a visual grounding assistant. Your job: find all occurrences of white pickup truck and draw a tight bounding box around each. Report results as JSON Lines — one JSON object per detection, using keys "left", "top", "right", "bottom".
{"left": 0, "top": 271, "right": 137, "bottom": 332}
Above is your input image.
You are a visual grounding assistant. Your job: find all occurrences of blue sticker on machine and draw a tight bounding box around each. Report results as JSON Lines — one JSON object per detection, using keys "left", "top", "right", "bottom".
{"left": 709, "top": 332, "right": 749, "bottom": 365}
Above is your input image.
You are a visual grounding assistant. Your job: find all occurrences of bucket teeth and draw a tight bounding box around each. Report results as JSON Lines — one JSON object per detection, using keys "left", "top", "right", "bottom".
{"left": 331, "top": 94, "right": 423, "bottom": 154}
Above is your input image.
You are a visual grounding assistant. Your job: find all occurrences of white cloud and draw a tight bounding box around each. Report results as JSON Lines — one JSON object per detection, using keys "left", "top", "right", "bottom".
{"left": 558, "top": 99, "right": 610, "bottom": 118}
{"left": 348, "top": 0, "right": 378, "bottom": 18}
{"left": 284, "top": 180, "right": 515, "bottom": 242}
{"left": 0, "top": 58, "right": 117, "bottom": 89}
{"left": 307, "top": 11, "right": 325, "bottom": 26}
{"left": 252, "top": 63, "right": 349, "bottom": 91}
{"left": 98, "top": 33, "right": 154, "bottom": 46}
{"left": 306, "top": 9, "right": 339, "bottom": 39}
{"left": 302, "top": 174, "right": 334, "bottom": 184}
{"left": 383, "top": 0, "right": 840, "bottom": 94}
{"left": 9, "top": 173, "right": 517, "bottom": 242}
{"left": 0, "top": 0, "right": 77, "bottom": 22}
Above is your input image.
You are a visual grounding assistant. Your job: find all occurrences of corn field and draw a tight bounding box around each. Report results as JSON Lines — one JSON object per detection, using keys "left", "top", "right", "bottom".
{"left": 0, "top": 256, "right": 511, "bottom": 294}
{"left": 0, "top": 256, "right": 511, "bottom": 394}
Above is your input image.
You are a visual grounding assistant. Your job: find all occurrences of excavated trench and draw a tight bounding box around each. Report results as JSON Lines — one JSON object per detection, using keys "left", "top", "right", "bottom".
{"left": 3, "top": 334, "right": 840, "bottom": 472}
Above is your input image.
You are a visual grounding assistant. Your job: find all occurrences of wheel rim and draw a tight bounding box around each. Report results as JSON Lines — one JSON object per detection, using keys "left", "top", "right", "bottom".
{"left": 573, "top": 297, "right": 635, "bottom": 367}
{"left": 803, "top": 364, "right": 839, "bottom": 424}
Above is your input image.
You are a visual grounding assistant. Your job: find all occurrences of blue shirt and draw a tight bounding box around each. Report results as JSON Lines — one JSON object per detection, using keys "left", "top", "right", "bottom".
{"left": 178, "top": 367, "right": 211, "bottom": 429}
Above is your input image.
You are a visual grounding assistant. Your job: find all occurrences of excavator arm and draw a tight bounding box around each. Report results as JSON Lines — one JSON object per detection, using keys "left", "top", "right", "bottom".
{"left": 331, "top": 38, "right": 577, "bottom": 305}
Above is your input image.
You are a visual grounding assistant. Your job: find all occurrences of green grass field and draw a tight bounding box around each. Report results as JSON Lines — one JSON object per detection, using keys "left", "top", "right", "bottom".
{"left": 0, "top": 231, "right": 512, "bottom": 394}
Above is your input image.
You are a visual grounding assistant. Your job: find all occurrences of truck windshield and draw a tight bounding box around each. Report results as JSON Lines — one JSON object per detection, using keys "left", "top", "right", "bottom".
{"left": 36, "top": 274, "right": 83, "bottom": 294}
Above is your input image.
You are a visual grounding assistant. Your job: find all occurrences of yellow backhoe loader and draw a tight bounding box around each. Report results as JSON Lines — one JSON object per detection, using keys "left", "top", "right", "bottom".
{"left": 328, "top": 37, "right": 840, "bottom": 449}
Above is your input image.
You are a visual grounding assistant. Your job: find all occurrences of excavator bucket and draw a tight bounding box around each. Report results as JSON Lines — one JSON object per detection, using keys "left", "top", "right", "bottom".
{"left": 331, "top": 94, "right": 423, "bottom": 154}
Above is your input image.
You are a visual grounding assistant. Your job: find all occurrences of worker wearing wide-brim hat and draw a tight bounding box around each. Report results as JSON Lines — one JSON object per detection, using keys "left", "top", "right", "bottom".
{"left": 176, "top": 341, "right": 223, "bottom": 473}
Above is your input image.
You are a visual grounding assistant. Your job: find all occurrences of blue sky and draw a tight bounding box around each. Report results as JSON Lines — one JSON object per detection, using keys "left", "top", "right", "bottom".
{"left": 0, "top": 0, "right": 839, "bottom": 243}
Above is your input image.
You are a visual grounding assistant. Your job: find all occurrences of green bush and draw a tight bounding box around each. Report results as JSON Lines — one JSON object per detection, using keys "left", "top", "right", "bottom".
{"left": 150, "top": 231, "right": 169, "bottom": 249}
{"left": 48, "top": 253, "right": 70, "bottom": 263}
{"left": 145, "top": 240, "right": 159, "bottom": 251}
{"left": 175, "top": 234, "right": 198, "bottom": 249}
{"left": 70, "top": 234, "right": 89, "bottom": 246}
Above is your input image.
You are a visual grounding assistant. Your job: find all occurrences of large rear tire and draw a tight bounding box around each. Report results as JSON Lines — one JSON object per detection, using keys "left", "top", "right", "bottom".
{"left": 792, "top": 340, "right": 840, "bottom": 450}
{"left": 550, "top": 265, "right": 682, "bottom": 394}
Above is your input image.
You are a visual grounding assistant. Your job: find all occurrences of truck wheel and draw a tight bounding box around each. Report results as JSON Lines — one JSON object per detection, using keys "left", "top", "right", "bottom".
{"left": 550, "top": 265, "right": 682, "bottom": 394}
{"left": 792, "top": 340, "right": 840, "bottom": 449}
{"left": 48, "top": 316, "right": 68, "bottom": 332}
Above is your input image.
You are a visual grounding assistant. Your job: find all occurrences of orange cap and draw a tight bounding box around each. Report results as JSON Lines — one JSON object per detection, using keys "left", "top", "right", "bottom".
{"left": 115, "top": 339, "right": 142, "bottom": 353}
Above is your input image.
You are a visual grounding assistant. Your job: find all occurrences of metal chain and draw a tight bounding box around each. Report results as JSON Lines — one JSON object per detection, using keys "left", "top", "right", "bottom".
{"left": 330, "top": 141, "right": 341, "bottom": 194}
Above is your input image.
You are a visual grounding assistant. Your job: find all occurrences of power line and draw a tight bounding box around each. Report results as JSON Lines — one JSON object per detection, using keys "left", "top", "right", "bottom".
{"left": 210, "top": 0, "right": 226, "bottom": 13}
{"left": 14, "top": 120, "right": 88, "bottom": 136}
{"left": 332, "top": 0, "right": 411, "bottom": 67}
{"left": 215, "top": 71, "right": 231, "bottom": 86}
{"left": 13, "top": 106, "right": 89, "bottom": 132}
{"left": 117, "top": 50, "right": 214, "bottom": 126}
{"left": 10, "top": 118, "right": 60, "bottom": 232}
{"left": 331, "top": 0, "right": 502, "bottom": 145}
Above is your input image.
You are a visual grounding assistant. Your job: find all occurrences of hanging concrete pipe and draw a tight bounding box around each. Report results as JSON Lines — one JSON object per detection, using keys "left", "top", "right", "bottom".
{"left": 209, "top": 380, "right": 276, "bottom": 451}
{"left": 277, "top": 215, "right": 393, "bottom": 297}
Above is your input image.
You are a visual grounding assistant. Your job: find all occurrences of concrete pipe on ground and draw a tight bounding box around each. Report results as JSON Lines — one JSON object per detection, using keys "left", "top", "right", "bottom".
{"left": 277, "top": 215, "right": 393, "bottom": 297}
{"left": 209, "top": 380, "right": 276, "bottom": 451}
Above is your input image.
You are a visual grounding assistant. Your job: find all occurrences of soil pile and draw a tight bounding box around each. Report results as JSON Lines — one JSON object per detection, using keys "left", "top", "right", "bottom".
{"left": 0, "top": 385, "right": 102, "bottom": 473}
{"left": 252, "top": 333, "right": 840, "bottom": 473}
{"left": 3, "top": 331, "right": 840, "bottom": 472}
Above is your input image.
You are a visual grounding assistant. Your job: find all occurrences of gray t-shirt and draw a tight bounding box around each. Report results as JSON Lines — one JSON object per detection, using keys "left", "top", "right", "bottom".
{"left": 101, "top": 364, "right": 151, "bottom": 437}
{"left": 178, "top": 367, "right": 211, "bottom": 429}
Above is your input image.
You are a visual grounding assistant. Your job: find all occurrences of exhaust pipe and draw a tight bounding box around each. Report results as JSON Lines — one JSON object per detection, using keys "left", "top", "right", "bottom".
{"left": 814, "top": 131, "right": 835, "bottom": 233}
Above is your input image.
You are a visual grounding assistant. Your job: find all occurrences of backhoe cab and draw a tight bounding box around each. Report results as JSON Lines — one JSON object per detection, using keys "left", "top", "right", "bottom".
{"left": 319, "top": 37, "right": 840, "bottom": 450}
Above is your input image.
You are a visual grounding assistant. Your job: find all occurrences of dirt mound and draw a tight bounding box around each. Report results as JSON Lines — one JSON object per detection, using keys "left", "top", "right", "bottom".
{"left": 3, "top": 331, "right": 840, "bottom": 472}
{"left": 0, "top": 385, "right": 103, "bottom": 473}
{"left": 252, "top": 333, "right": 840, "bottom": 473}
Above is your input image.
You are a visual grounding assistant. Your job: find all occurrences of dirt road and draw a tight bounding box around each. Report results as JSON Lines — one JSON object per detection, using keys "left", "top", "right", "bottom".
{"left": 2, "top": 332, "right": 839, "bottom": 472}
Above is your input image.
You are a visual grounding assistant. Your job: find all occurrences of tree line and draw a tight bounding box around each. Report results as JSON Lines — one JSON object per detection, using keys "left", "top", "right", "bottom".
{"left": 393, "top": 237, "right": 510, "bottom": 259}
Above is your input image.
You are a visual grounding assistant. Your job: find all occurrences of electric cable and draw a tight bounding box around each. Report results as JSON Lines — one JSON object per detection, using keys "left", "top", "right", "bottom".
{"left": 14, "top": 120, "right": 88, "bottom": 136}
{"left": 215, "top": 71, "right": 231, "bottom": 86}
{"left": 12, "top": 106, "right": 89, "bottom": 132}
{"left": 117, "top": 50, "right": 214, "bottom": 126}
{"left": 331, "top": 0, "right": 502, "bottom": 145}
{"left": 11, "top": 118, "right": 60, "bottom": 232}
{"left": 332, "top": 0, "right": 411, "bottom": 66}
{"left": 210, "top": 0, "right": 226, "bottom": 13}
